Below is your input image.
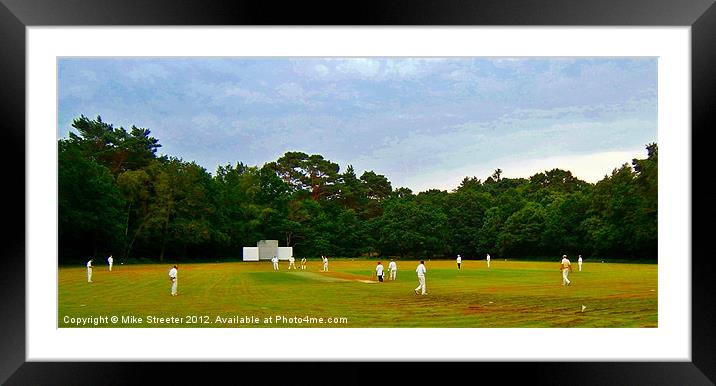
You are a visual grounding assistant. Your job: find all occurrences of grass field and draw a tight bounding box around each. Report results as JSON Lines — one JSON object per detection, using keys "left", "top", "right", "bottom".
{"left": 58, "top": 259, "right": 657, "bottom": 328}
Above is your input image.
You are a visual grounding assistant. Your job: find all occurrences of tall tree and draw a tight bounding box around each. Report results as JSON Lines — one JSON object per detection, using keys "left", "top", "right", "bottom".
{"left": 267, "top": 151, "right": 340, "bottom": 201}
{"left": 58, "top": 140, "right": 126, "bottom": 261}
{"left": 336, "top": 165, "right": 363, "bottom": 210}
{"left": 69, "top": 115, "right": 161, "bottom": 174}
{"left": 116, "top": 168, "right": 151, "bottom": 259}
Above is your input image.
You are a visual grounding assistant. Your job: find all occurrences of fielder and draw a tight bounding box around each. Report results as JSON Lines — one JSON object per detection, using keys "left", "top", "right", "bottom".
{"left": 322, "top": 255, "right": 329, "bottom": 272}
{"left": 578, "top": 255, "right": 583, "bottom": 272}
{"left": 272, "top": 256, "right": 279, "bottom": 271}
{"left": 86, "top": 258, "right": 93, "bottom": 283}
{"left": 456, "top": 254, "right": 462, "bottom": 270}
{"left": 301, "top": 257, "right": 307, "bottom": 270}
{"left": 107, "top": 255, "right": 113, "bottom": 271}
{"left": 388, "top": 259, "right": 397, "bottom": 280}
{"left": 288, "top": 255, "right": 296, "bottom": 270}
{"left": 560, "top": 255, "right": 572, "bottom": 286}
{"left": 168, "top": 265, "right": 178, "bottom": 296}
{"left": 376, "top": 261, "right": 384, "bottom": 282}
{"left": 486, "top": 253, "right": 491, "bottom": 268}
{"left": 414, "top": 260, "right": 427, "bottom": 295}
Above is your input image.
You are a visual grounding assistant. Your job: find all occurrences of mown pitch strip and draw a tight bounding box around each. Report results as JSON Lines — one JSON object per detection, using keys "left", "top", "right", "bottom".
{"left": 58, "top": 259, "right": 657, "bottom": 328}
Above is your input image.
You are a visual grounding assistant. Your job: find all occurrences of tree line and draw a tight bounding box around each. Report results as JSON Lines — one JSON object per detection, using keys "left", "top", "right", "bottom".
{"left": 59, "top": 115, "right": 657, "bottom": 263}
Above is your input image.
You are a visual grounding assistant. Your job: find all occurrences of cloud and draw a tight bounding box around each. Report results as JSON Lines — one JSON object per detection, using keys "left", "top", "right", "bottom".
{"left": 191, "top": 113, "right": 220, "bottom": 129}
{"left": 384, "top": 60, "right": 418, "bottom": 77}
{"left": 220, "top": 85, "right": 274, "bottom": 104}
{"left": 125, "top": 63, "right": 170, "bottom": 82}
{"left": 334, "top": 58, "right": 381, "bottom": 78}
{"left": 61, "top": 84, "right": 99, "bottom": 101}
{"left": 276, "top": 82, "right": 306, "bottom": 99}
{"left": 185, "top": 81, "right": 276, "bottom": 106}
{"left": 80, "top": 70, "right": 98, "bottom": 81}
{"left": 316, "top": 58, "right": 446, "bottom": 81}
{"left": 314, "top": 64, "right": 330, "bottom": 77}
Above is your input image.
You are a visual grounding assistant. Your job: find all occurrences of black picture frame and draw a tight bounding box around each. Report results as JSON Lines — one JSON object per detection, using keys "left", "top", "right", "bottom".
{"left": 1, "top": 0, "right": 714, "bottom": 384}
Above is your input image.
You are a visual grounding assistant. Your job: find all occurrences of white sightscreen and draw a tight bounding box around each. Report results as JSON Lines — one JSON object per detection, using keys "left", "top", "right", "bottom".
{"left": 278, "top": 247, "right": 293, "bottom": 261}
{"left": 257, "top": 240, "right": 278, "bottom": 260}
{"left": 242, "top": 247, "right": 259, "bottom": 261}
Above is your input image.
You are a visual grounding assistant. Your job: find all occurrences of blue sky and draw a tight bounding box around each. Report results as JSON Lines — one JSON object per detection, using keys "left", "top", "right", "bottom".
{"left": 58, "top": 58, "right": 657, "bottom": 192}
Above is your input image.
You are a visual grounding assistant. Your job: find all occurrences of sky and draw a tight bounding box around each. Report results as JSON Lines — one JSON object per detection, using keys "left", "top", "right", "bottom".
{"left": 58, "top": 57, "right": 657, "bottom": 193}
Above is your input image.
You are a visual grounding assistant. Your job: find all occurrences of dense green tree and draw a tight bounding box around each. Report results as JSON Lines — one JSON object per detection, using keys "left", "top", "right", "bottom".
{"left": 376, "top": 197, "right": 449, "bottom": 258}
{"left": 267, "top": 151, "right": 340, "bottom": 200}
{"left": 499, "top": 202, "right": 547, "bottom": 256}
{"left": 116, "top": 168, "right": 152, "bottom": 259}
{"left": 542, "top": 191, "right": 590, "bottom": 255}
{"left": 585, "top": 163, "right": 642, "bottom": 257}
{"left": 476, "top": 207, "right": 505, "bottom": 256}
{"left": 630, "top": 143, "right": 658, "bottom": 258}
{"left": 58, "top": 140, "right": 126, "bottom": 261}
{"left": 137, "top": 159, "right": 215, "bottom": 261}
{"left": 335, "top": 165, "right": 364, "bottom": 211}
{"left": 445, "top": 189, "right": 492, "bottom": 257}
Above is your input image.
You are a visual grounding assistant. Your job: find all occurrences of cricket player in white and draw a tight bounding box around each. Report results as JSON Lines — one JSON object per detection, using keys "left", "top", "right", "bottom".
{"left": 578, "top": 255, "right": 583, "bottom": 271}
{"left": 376, "top": 262, "right": 384, "bottom": 282}
{"left": 288, "top": 255, "right": 296, "bottom": 270}
{"left": 486, "top": 253, "right": 491, "bottom": 268}
{"left": 322, "top": 256, "right": 328, "bottom": 272}
{"left": 272, "top": 256, "right": 279, "bottom": 271}
{"left": 86, "top": 259, "right": 93, "bottom": 282}
{"left": 388, "top": 259, "right": 397, "bottom": 280}
{"left": 301, "top": 257, "right": 307, "bottom": 270}
{"left": 414, "top": 260, "right": 427, "bottom": 295}
{"left": 108, "top": 255, "right": 113, "bottom": 271}
{"left": 169, "top": 265, "right": 178, "bottom": 296}
{"left": 456, "top": 254, "right": 462, "bottom": 270}
{"left": 560, "top": 255, "right": 572, "bottom": 286}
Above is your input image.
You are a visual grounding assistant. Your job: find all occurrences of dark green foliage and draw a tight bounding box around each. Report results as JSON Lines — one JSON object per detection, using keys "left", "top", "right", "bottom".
{"left": 58, "top": 116, "right": 657, "bottom": 262}
{"left": 58, "top": 140, "right": 127, "bottom": 262}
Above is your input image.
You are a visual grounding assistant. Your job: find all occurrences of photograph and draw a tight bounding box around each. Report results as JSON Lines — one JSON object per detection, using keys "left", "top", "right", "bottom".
{"left": 57, "top": 57, "right": 658, "bottom": 328}
{"left": 2, "top": 0, "right": 712, "bottom": 380}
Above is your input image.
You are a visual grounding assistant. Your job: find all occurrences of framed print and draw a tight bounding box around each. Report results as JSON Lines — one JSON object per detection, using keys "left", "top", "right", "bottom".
{"left": 2, "top": 0, "right": 716, "bottom": 384}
